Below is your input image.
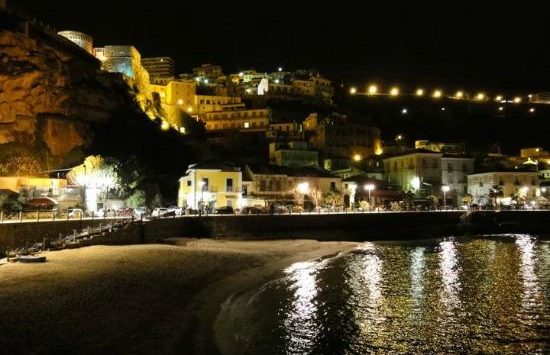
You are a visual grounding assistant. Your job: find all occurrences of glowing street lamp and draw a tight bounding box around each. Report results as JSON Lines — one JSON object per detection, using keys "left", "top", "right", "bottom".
{"left": 297, "top": 182, "right": 310, "bottom": 209}
{"left": 367, "top": 84, "right": 378, "bottom": 95}
{"left": 475, "top": 92, "right": 486, "bottom": 101}
{"left": 353, "top": 154, "right": 362, "bottom": 162}
{"left": 389, "top": 87, "right": 399, "bottom": 96}
{"left": 401, "top": 108, "right": 408, "bottom": 114}
{"left": 455, "top": 91, "right": 464, "bottom": 99}
{"left": 350, "top": 87, "right": 357, "bottom": 95}
{"left": 432, "top": 90, "right": 442, "bottom": 99}
{"left": 411, "top": 176, "right": 421, "bottom": 191}
{"left": 513, "top": 96, "right": 522, "bottom": 104}
{"left": 495, "top": 95, "right": 503, "bottom": 102}
{"left": 416, "top": 88, "right": 424, "bottom": 96}
{"left": 396, "top": 134, "right": 403, "bottom": 141}
{"left": 529, "top": 107, "right": 536, "bottom": 113}
{"left": 161, "top": 121, "right": 170, "bottom": 131}
{"left": 297, "top": 182, "right": 310, "bottom": 195}
{"left": 441, "top": 185, "right": 450, "bottom": 210}
{"left": 364, "top": 183, "right": 375, "bottom": 209}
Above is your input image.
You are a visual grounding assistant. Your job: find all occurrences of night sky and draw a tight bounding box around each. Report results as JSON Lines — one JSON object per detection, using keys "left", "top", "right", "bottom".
{"left": 10, "top": 1, "right": 550, "bottom": 91}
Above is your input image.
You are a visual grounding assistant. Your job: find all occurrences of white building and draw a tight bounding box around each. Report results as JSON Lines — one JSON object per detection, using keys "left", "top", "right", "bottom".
{"left": 467, "top": 171, "right": 539, "bottom": 206}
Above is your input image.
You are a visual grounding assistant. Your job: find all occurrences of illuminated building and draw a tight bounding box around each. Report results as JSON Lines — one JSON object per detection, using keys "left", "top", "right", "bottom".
{"left": 141, "top": 57, "right": 175, "bottom": 78}
{"left": 304, "top": 113, "right": 382, "bottom": 161}
{"left": 242, "top": 165, "right": 341, "bottom": 207}
{"left": 441, "top": 155, "right": 474, "bottom": 204}
{"left": 57, "top": 30, "right": 93, "bottom": 54}
{"left": 383, "top": 149, "right": 443, "bottom": 193}
{"left": 178, "top": 161, "right": 242, "bottom": 210}
{"left": 200, "top": 107, "right": 270, "bottom": 131}
{"left": 467, "top": 171, "right": 539, "bottom": 206}
{"left": 192, "top": 63, "right": 223, "bottom": 79}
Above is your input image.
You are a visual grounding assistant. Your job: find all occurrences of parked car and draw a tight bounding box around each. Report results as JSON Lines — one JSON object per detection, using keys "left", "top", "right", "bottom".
{"left": 214, "top": 206, "right": 234, "bottom": 214}
{"left": 151, "top": 207, "right": 176, "bottom": 218}
{"left": 68, "top": 208, "right": 84, "bottom": 218}
{"left": 116, "top": 208, "right": 134, "bottom": 217}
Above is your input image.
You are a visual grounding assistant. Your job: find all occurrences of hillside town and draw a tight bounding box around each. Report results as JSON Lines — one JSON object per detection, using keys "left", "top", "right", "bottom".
{"left": 1, "top": 8, "right": 550, "bottom": 219}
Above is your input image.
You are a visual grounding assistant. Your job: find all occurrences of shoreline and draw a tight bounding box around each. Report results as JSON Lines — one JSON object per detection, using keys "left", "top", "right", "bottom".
{"left": 0, "top": 238, "right": 359, "bottom": 354}
{"left": 170, "top": 239, "right": 359, "bottom": 355}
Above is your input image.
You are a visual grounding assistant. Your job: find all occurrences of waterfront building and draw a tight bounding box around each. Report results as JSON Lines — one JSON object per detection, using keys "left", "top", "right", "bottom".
{"left": 178, "top": 161, "right": 242, "bottom": 210}
{"left": 441, "top": 154, "right": 474, "bottom": 204}
{"left": 242, "top": 165, "right": 341, "bottom": 208}
{"left": 383, "top": 149, "right": 443, "bottom": 194}
{"left": 467, "top": 171, "right": 539, "bottom": 206}
{"left": 193, "top": 63, "right": 223, "bottom": 79}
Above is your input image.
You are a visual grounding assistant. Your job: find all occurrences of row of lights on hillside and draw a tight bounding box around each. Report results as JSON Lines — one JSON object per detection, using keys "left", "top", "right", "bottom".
{"left": 349, "top": 85, "right": 533, "bottom": 104}
{"left": 396, "top": 106, "right": 536, "bottom": 115}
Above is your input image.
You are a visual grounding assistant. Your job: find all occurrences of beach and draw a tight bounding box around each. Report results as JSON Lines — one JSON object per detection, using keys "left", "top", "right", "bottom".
{"left": 0, "top": 238, "right": 358, "bottom": 354}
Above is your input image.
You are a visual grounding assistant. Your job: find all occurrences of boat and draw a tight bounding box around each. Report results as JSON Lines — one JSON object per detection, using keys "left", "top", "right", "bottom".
{"left": 16, "top": 255, "right": 47, "bottom": 263}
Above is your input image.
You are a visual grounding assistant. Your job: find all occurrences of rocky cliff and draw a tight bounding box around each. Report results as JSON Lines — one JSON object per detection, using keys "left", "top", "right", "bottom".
{"left": 0, "top": 10, "right": 136, "bottom": 171}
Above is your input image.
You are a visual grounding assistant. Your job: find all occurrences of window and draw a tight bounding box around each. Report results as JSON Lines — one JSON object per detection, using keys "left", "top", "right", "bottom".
{"left": 330, "top": 182, "right": 336, "bottom": 191}
{"left": 244, "top": 122, "right": 250, "bottom": 128}
{"left": 202, "top": 178, "right": 209, "bottom": 191}
{"left": 226, "top": 178, "right": 233, "bottom": 192}
{"left": 187, "top": 180, "right": 192, "bottom": 187}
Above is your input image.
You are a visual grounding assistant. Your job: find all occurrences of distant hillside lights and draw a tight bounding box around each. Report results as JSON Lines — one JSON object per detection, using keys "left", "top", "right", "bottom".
{"left": 349, "top": 81, "right": 546, "bottom": 108}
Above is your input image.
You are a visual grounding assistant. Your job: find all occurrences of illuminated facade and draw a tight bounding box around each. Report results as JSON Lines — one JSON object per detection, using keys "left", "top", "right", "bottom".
{"left": 178, "top": 162, "right": 242, "bottom": 210}
{"left": 441, "top": 155, "right": 474, "bottom": 204}
{"left": 193, "top": 64, "right": 223, "bottom": 79}
{"left": 200, "top": 107, "right": 270, "bottom": 131}
{"left": 57, "top": 31, "right": 93, "bottom": 54}
{"left": 383, "top": 150, "right": 443, "bottom": 193}
{"left": 306, "top": 114, "right": 382, "bottom": 160}
{"left": 467, "top": 171, "right": 539, "bottom": 205}
{"left": 141, "top": 57, "right": 175, "bottom": 78}
{"left": 243, "top": 165, "right": 341, "bottom": 207}
{"left": 93, "top": 45, "right": 151, "bottom": 107}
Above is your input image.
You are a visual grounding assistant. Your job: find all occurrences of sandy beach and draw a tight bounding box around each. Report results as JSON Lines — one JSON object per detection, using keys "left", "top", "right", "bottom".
{"left": 0, "top": 238, "right": 358, "bottom": 354}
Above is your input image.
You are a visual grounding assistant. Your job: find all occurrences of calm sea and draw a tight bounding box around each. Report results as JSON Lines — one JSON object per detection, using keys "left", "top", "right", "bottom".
{"left": 215, "top": 235, "right": 549, "bottom": 354}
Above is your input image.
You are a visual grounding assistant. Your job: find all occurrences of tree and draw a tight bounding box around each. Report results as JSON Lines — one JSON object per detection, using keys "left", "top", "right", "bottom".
{"left": 323, "top": 190, "right": 343, "bottom": 207}
{"left": 488, "top": 185, "right": 503, "bottom": 207}
{"left": 67, "top": 155, "right": 121, "bottom": 212}
{"left": 126, "top": 189, "right": 146, "bottom": 208}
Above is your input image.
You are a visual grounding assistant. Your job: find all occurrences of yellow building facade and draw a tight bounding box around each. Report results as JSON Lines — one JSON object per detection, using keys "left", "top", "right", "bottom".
{"left": 178, "top": 162, "right": 243, "bottom": 210}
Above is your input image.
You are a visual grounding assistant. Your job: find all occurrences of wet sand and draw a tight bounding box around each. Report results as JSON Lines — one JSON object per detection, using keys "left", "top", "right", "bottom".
{"left": 0, "top": 238, "right": 358, "bottom": 354}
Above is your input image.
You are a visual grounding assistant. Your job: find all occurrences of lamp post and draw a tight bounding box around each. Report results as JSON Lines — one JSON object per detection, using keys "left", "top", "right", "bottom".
{"left": 441, "top": 185, "right": 450, "bottom": 210}
{"left": 364, "top": 183, "right": 375, "bottom": 210}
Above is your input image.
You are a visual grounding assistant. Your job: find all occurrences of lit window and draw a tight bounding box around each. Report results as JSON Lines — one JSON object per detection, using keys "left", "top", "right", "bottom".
{"left": 244, "top": 122, "right": 250, "bottom": 128}
{"left": 177, "top": 99, "right": 183, "bottom": 105}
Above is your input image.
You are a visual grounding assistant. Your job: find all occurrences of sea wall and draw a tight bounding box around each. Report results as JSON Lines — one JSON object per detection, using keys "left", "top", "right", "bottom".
{"left": 3, "top": 211, "right": 550, "bottom": 252}
{"left": 0, "top": 218, "right": 130, "bottom": 251}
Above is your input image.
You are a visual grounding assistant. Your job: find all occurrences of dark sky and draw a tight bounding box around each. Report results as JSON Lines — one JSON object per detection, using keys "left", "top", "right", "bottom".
{"left": 10, "top": 1, "right": 550, "bottom": 90}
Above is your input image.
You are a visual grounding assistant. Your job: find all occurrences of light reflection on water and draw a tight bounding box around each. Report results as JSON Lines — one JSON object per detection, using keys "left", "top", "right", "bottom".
{"left": 217, "top": 235, "right": 550, "bottom": 354}
{"left": 282, "top": 261, "right": 320, "bottom": 353}
{"left": 439, "top": 239, "right": 462, "bottom": 310}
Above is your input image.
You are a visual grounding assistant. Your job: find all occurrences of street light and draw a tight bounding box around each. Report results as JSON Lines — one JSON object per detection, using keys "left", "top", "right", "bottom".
{"left": 441, "top": 185, "right": 450, "bottom": 210}
{"left": 415, "top": 88, "right": 424, "bottom": 96}
{"left": 432, "top": 89, "right": 442, "bottom": 99}
{"left": 364, "top": 183, "right": 375, "bottom": 210}
{"left": 367, "top": 84, "right": 378, "bottom": 95}
{"left": 389, "top": 87, "right": 399, "bottom": 96}
{"left": 349, "top": 87, "right": 357, "bottom": 95}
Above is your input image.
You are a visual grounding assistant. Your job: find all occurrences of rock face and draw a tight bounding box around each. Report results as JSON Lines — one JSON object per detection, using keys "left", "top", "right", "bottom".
{"left": 0, "top": 11, "right": 134, "bottom": 171}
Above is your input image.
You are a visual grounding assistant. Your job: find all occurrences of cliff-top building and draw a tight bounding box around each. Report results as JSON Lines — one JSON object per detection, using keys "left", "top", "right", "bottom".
{"left": 142, "top": 57, "right": 175, "bottom": 78}
{"left": 57, "top": 31, "right": 94, "bottom": 54}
